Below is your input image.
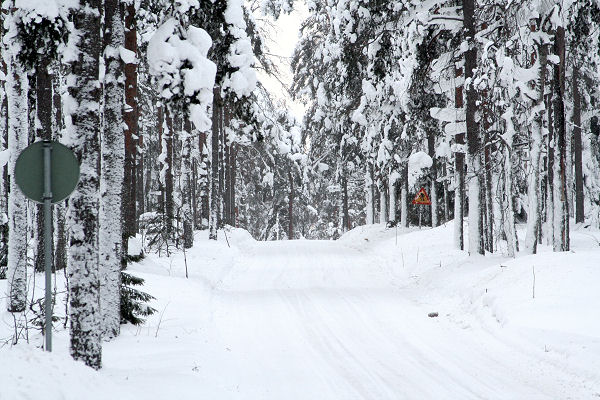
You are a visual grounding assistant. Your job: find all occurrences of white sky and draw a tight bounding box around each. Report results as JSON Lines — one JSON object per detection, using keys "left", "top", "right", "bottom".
{"left": 255, "top": 1, "right": 308, "bottom": 121}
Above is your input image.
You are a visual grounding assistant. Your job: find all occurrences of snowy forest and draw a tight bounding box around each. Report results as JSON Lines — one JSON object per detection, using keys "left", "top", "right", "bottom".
{"left": 1, "top": 0, "right": 600, "bottom": 398}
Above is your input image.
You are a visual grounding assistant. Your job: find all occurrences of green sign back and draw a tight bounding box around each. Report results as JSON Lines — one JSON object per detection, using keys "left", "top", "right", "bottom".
{"left": 15, "top": 141, "right": 80, "bottom": 204}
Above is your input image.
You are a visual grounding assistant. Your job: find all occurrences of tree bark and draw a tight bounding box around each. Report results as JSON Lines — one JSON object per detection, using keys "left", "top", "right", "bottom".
{"left": 503, "top": 147, "right": 517, "bottom": 257}
{"left": 552, "top": 25, "right": 569, "bottom": 252}
{"left": 182, "top": 118, "right": 194, "bottom": 249}
{"left": 122, "top": 1, "right": 138, "bottom": 256}
{"left": 463, "top": 0, "right": 483, "bottom": 255}
{"left": 209, "top": 88, "right": 221, "bottom": 240}
{"left": 427, "top": 130, "right": 438, "bottom": 227}
{"left": 525, "top": 40, "right": 546, "bottom": 254}
{"left": 218, "top": 103, "right": 225, "bottom": 228}
{"left": 388, "top": 173, "right": 396, "bottom": 223}
{"left": 230, "top": 143, "right": 237, "bottom": 226}
{"left": 53, "top": 65, "right": 67, "bottom": 271}
{"left": 379, "top": 179, "right": 388, "bottom": 224}
{"left": 5, "top": 45, "right": 28, "bottom": 313}
{"left": 454, "top": 64, "right": 465, "bottom": 251}
{"left": 365, "top": 161, "right": 374, "bottom": 224}
{"left": 67, "top": 0, "right": 102, "bottom": 369}
{"left": 343, "top": 173, "right": 350, "bottom": 231}
{"left": 223, "top": 107, "right": 231, "bottom": 225}
{"left": 35, "top": 57, "right": 54, "bottom": 273}
{"left": 401, "top": 163, "right": 408, "bottom": 228}
{"left": 573, "top": 65, "right": 584, "bottom": 223}
{"left": 0, "top": 30, "right": 7, "bottom": 271}
{"left": 483, "top": 134, "right": 493, "bottom": 252}
{"left": 288, "top": 171, "right": 294, "bottom": 239}
{"left": 157, "top": 104, "right": 165, "bottom": 218}
{"left": 137, "top": 118, "right": 145, "bottom": 218}
{"left": 164, "top": 108, "right": 174, "bottom": 237}
{"left": 545, "top": 89, "right": 554, "bottom": 245}
{"left": 99, "top": 0, "right": 124, "bottom": 340}
{"left": 199, "top": 131, "right": 210, "bottom": 227}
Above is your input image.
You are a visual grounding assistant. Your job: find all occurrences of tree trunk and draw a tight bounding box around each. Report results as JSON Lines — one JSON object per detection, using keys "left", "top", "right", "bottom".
{"left": 99, "top": 0, "right": 124, "bottom": 340}
{"left": 379, "top": 179, "right": 388, "bottom": 224}
{"left": 157, "top": 104, "right": 165, "bottom": 219}
{"left": 5, "top": 47, "right": 28, "bottom": 313}
{"left": 525, "top": 40, "right": 546, "bottom": 254}
{"left": 164, "top": 108, "right": 174, "bottom": 237}
{"left": 137, "top": 118, "right": 145, "bottom": 218}
{"left": 54, "top": 204, "right": 67, "bottom": 271}
{"left": 573, "top": 65, "right": 584, "bottom": 223}
{"left": 503, "top": 147, "right": 517, "bottom": 257}
{"left": 427, "top": 130, "right": 438, "bottom": 227}
{"left": 223, "top": 107, "right": 231, "bottom": 225}
{"left": 122, "top": 1, "right": 138, "bottom": 257}
{"left": 182, "top": 119, "right": 194, "bottom": 249}
{"left": 288, "top": 171, "right": 294, "bottom": 239}
{"left": 192, "top": 159, "right": 199, "bottom": 229}
{"left": 365, "top": 161, "right": 374, "bottom": 224}
{"left": 545, "top": 89, "right": 554, "bottom": 245}
{"left": 199, "top": 131, "right": 210, "bottom": 227}
{"left": 67, "top": 0, "right": 102, "bottom": 369}
{"left": 388, "top": 173, "right": 396, "bottom": 223}
{"left": 209, "top": 88, "right": 221, "bottom": 240}
{"left": 454, "top": 63, "right": 465, "bottom": 251}
{"left": 0, "top": 31, "right": 7, "bottom": 273}
{"left": 484, "top": 135, "right": 493, "bottom": 252}
{"left": 35, "top": 58, "right": 54, "bottom": 273}
{"left": 401, "top": 163, "right": 408, "bottom": 228}
{"left": 343, "top": 173, "right": 350, "bottom": 231}
{"left": 552, "top": 26, "right": 569, "bottom": 252}
{"left": 463, "top": 0, "right": 483, "bottom": 255}
{"left": 230, "top": 143, "right": 237, "bottom": 226}
{"left": 53, "top": 65, "right": 67, "bottom": 271}
{"left": 218, "top": 103, "right": 225, "bottom": 228}
{"left": 443, "top": 162, "right": 450, "bottom": 223}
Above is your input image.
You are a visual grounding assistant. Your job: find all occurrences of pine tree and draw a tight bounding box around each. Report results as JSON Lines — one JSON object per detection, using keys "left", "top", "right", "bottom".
{"left": 3, "top": 3, "right": 29, "bottom": 312}
{"left": 100, "top": 0, "right": 125, "bottom": 340}
{"left": 66, "top": 0, "right": 103, "bottom": 369}
{"left": 123, "top": 0, "right": 139, "bottom": 258}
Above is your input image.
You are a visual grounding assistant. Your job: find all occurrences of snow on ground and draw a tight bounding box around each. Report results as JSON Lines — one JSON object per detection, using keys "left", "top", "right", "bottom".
{"left": 1, "top": 221, "right": 600, "bottom": 399}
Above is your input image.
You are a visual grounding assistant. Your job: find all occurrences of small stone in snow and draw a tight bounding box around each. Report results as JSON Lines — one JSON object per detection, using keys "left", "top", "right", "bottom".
{"left": 428, "top": 312, "right": 439, "bottom": 318}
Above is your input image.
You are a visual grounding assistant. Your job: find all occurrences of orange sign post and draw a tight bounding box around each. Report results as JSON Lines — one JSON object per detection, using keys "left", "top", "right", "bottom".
{"left": 412, "top": 187, "right": 431, "bottom": 228}
{"left": 412, "top": 187, "right": 431, "bottom": 205}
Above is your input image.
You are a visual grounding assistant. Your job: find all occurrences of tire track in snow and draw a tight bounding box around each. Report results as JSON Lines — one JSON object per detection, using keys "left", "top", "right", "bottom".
{"left": 208, "top": 238, "right": 592, "bottom": 399}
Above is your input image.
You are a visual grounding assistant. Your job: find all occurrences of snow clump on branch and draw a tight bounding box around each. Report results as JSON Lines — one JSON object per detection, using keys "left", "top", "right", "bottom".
{"left": 223, "top": 0, "right": 257, "bottom": 98}
{"left": 147, "top": 18, "right": 216, "bottom": 131}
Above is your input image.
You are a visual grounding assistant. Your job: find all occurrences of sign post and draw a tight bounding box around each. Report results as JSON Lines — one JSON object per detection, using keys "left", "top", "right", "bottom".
{"left": 412, "top": 187, "right": 431, "bottom": 229}
{"left": 43, "top": 142, "right": 52, "bottom": 352}
{"left": 15, "top": 141, "right": 80, "bottom": 352}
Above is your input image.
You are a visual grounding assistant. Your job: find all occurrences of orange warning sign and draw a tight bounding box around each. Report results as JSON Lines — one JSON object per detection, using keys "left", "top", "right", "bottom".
{"left": 412, "top": 187, "right": 431, "bottom": 205}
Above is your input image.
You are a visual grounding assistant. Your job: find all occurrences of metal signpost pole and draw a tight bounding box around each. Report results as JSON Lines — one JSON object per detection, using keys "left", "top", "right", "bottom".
{"left": 43, "top": 141, "right": 53, "bottom": 352}
{"left": 15, "top": 140, "right": 79, "bottom": 351}
{"left": 15, "top": 140, "right": 80, "bottom": 353}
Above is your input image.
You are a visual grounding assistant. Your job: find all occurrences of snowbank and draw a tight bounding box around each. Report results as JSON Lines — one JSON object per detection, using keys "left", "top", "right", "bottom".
{"left": 1, "top": 223, "right": 599, "bottom": 399}
{"left": 0, "top": 345, "right": 133, "bottom": 400}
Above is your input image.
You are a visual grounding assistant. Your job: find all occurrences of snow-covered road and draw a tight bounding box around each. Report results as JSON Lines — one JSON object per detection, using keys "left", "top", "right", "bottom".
{"left": 105, "top": 229, "right": 597, "bottom": 400}
{"left": 6, "top": 224, "right": 596, "bottom": 400}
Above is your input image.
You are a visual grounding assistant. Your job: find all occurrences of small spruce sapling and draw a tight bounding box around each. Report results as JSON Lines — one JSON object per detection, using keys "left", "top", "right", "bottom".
{"left": 120, "top": 272, "right": 157, "bottom": 326}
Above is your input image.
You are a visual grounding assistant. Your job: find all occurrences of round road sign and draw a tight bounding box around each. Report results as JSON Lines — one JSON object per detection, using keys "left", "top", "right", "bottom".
{"left": 15, "top": 141, "right": 80, "bottom": 204}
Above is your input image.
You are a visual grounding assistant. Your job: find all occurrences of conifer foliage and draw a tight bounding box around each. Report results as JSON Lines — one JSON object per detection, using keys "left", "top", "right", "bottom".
{"left": 120, "top": 272, "right": 157, "bottom": 326}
